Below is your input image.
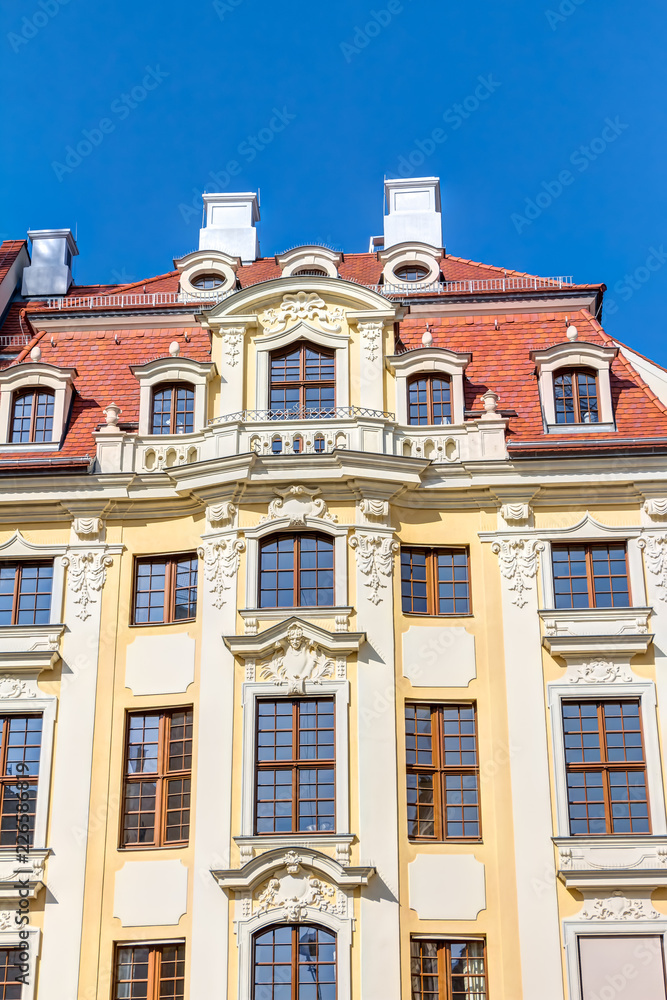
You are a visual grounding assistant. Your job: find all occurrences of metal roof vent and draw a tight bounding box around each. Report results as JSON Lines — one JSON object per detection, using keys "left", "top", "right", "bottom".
{"left": 21, "top": 229, "right": 78, "bottom": 296}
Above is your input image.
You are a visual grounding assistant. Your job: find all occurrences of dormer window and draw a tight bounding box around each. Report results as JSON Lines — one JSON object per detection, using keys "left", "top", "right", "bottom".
{"left": 407, "top": 374, "right": 451, "bottom": 425}
{"left": 395, "top": 264, "right": 430, "bottom": 282}
{"left": 270, "top": 342, "right": 335, "bottom": 417}
{"left": 10, "top": 389, "right": 55, "bottom": 443}
{"left": 276, "top": 246, "right": 341, "bottom": 279}
{"left": 554, "top": 368, "right": 599, "bottom": 424}
{"left": 191, "top": 273, "right": 225, "bottom": 290}
{"left": 151, "top": 383, "right": 195, "bottom": 435}
{"left": 294, "top": 268, "right": 328, "bottom": 277}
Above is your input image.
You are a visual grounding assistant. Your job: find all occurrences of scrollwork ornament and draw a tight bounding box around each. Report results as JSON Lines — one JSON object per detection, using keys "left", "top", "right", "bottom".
{"left": 491, "top": 538, "right": 544, "bottom": 608}
{"left": 197, "top": 536, "right": 245, "bottom": 609}
{"left": 258, "top": 624, "right": 334, "bottom": 694}
{"left": 568, "top": 659, "right": 632, "bottom": 684}
{"left": 581, "top": 892, "right": 659, "bottom": 921}
{"left": 0, "top": 677, "right": 36, "bottom": 700}
{"left": 61, "top": 551, "right": 113, "bottom": 621}
{"left": 638, "top": 534, "right": 667, "bottom": 602}
{"left": 262, "top": 292, "right": 344, "bottom": 334}
{"left": 358, "top": 321, "right": 383, "bottom": 362}
{"left": 349, "top": 532, "right": 399, "bottom": 605}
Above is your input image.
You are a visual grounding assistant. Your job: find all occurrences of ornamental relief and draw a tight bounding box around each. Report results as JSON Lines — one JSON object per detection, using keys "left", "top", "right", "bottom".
{"left": 262, "top": 293, "right": 344, "bottom": 334}
{"left": 259, "top": 486, "right": 338, "bottom": 527}
{"left": 581, "top": 892, "right": 660, "bottom": 921}
{"left": 197, "top": 535, "right": 245, "bottom": 609}
{"left": 349, "top": 532, "right": 398, "bottom": 606}
{"left": 258, "top": 624, "right": 335, "bottom": 695}
{"left": 491, "top": 538, "right": 544, "bottom": 609}
{"left": 251, "top": 854, "right": 344, "bottom": 922}
{"left": 566, "top": 659, "right": 633, "bottom": 684}
{"left": 61, "top": 550, "right": 113, "bottom": 621}
{"left": 0, "top": 677, "right": 36, "bottom": 700}
{"left": 638, "top": 534, "right": 667, "bottom": 602}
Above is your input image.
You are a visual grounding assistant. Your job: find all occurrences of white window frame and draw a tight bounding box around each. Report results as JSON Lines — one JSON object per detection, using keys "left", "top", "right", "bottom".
{"left": 548, "top": 678, "right": 667, "bottom": 837}
{"left": 239, "top": 678, "right": 350, "bottom": 839}
{"left": 130, "top": 357, "right": 217, "bottom": 436}
{"left": 175, "top": 248, "right": 239, "bottom": 298}
{"left": 276, "top": 246, "right": 341, "bottom": 279}
{"left": 0, "top": 693, "right": 57, "bottom": 851}
{"left": 0, "top": 925, "right": 40, "bottom": 1000}
{"left": 254, "top": 322, "right": 350, "bottom": 411}
{"left": 0, "top": 530, "right": 67, "bottom": 626}
{"left": 388, "top": 348, "right": 471, "bottom": 426}
{"left": 531, "top": 342, "right": 618, "bottom": 432}
{"left": 0, "top": 364, "right": 77, "bottom": 450}
{"left": 379, "top": 241, "right": 442, "bottom": 288}
{"left": 563, "top": 921, "right": 667, "bottom": 1000}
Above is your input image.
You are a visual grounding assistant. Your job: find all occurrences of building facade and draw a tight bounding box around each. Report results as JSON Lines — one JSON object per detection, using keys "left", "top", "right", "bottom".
{"left": 0, "top": 178, "right": 666, "bottom": 999}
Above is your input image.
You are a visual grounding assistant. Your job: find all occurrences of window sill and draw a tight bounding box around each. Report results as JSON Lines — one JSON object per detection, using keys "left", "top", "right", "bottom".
{"left": 540, "top": 607, "right": 653, "bottom": 656}
{"left": 546, "top": 422, "right": 615, "bottom": 434}
{"left": 408, "top": 838, "right": 483, "bottom": 846}
{"left": 118, "top": 843, "right": 190, "bottom": 852}
{"left": 234, "top": 833, "right": 355, "bottom": 861}
{"left": 240, "top": 606, "right": 353, "bottom": 622}
{"left": 402, "top": 612, "right": 473, "bottom": 619}
{"left": 0, "top": 442, "right": 60, "bottom": 452}
{"left": 128, "top": 618, "right": 196, "bottom": 629}
{"left": 553, "top": 834, "right": 667, "bottom": 889}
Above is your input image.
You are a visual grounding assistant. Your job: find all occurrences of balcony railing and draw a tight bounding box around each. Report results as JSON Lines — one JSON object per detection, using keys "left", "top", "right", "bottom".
{"left": 364, "top": 276, "right": 575, "bottom": 296}
{"left": 210, "top": 406, "right": 394, "bottom": 424}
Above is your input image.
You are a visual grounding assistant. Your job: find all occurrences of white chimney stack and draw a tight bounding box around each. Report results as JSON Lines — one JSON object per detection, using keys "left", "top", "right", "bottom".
{"left": 21, "top": 229, "right": 78, "bottom": 296}
{"left": 199, "top": 192, "right": 260, "bottom": 263}
{"left": 383, "top": 177, "right": 442, "bottom": 250}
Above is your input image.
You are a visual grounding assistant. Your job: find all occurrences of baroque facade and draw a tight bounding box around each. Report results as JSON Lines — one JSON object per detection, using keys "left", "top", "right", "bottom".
{"left": 0, "top": 178, "right": 666, "bottom": 998}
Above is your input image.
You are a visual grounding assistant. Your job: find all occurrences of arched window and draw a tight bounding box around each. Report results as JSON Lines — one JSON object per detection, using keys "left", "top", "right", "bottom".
{"left": 407, "top": 375, "right": 452, "bottom": 425}
{"left": 554, "top": 368, "right": 599, "bottom": 424}
{"left": 10, "top": 389, "right": 55, "bottom": 443}
{"left": 259, "top": 534, "right": 334, "bottom": 608}
{"left": 191, "top": 272, "right": 224, "bottom": 290}
{"left": 270, "top": 343, "right": 335, "bottom": 418}
{"left": 150, "top": 383, "right": 195, "bottom": 435}
{"left": 294, "top": 268, "right": 328, "bottom": 277}
{"left": 395, "top": 264, "right": 430, "bottom": 282}
{"left": 253, "top": 925, "right": 336, "bottom": 1000}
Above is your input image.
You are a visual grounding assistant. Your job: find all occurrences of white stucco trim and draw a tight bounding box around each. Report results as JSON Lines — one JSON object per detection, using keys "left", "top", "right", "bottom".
{"left": 175, "top": 248, "right": 240, "bottom": 297}
{"left": 253, "top": 321, "right": 351, "bottom": 411}
{"left": 539, "top": 535, "right": 647, "bottom": 611}
{"left": 1, "top": 693, "right": 57, "bottom": 851}
{"left": 387, "top": 348, "right": 471, "bottom": 425}
{"left": 276, "top": 247, "right": 341, "bottom": 279}
{"left": 0, "top": 364, "right": 77, "bottom": 447}
{"left": 239, "top": 679, "right": 350, "bottom": 838}
{"left": 548, "top": 679, "right": 666, "bottom": 837}
{"left": 532, "top": 341, "right": 618, "bottom": 428}
{"left": 130, "top": 357, "right": 217, "bottom": 435}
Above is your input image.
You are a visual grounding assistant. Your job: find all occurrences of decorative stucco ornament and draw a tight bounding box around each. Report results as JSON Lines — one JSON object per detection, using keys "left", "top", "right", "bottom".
{"left": 259, "top": 486, "right": 338, "bottom": 526}
{"left": 643, "top": 498, "right": 667, "bottom": 519}
{"left": 581, "top": 892, "right": 659, "bottom": 921}
{"left": 222, "top": 329, "right": 245, "bottom": 367}
{"left": 491, "top": 538, "right": 544, "bottom": 608}
{"left": 0, "top": 677, "right": 36, "bottom": 700}
{"left": 206, "top": 501, "right": 237, "bottom": 529}
{"left": 262, "top": 292, "right": 344, "bottom": 334}
{"left": 638, "top": 534, "right": 667, "bottom": 601}
{"left": 359, "top": 321, "right": 383, "bottom": 362}
{"left": 254, "top": 872, "right": 336, "bottom": 921}
{"left": 258, "top": 624, "right": 335, "bottom": 695}
{"left": 61, "top": 551, "right": 113, "bottom": 621}
{"left": 500, "top": 503, "right": 531, "bottom": 524}
{"left": 349, "top": 533, "right": 399, "bottom": 605}
{"left": 197, "top": 536, "right": 245, "bottom": 609}
{"left": 568, "top": 659, "right": 632, "bottom": 684}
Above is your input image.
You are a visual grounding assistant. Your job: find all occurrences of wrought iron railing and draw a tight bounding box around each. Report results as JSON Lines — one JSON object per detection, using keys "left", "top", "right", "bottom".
{"left": 210, "top": 406, "right": 394, "bottom": 424}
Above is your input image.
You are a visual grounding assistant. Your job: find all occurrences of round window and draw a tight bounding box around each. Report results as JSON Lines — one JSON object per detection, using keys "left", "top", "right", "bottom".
{"left": 395, "top": 264, "right": 430, "bottom": 281}
{"left": 191, "top": 273, "right": 225, "bottom": 290}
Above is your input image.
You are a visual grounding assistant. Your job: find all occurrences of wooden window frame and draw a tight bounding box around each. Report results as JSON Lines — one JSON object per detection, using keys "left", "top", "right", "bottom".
{"left": 406, "top": 374, "right": 452, "bottom": 426}
{"left": 254, "top": 698, "right": 336, "bottom": 836}
{"left": 553, "top": 366, "right": 599, "bottom": 424}
{"left": 252, "top": 925, "right": 337, "bottom": 1000}
{"left": 396, "top": 264, "right": 430, "bottom": 282}
{"left": 0, "top": 947, "right": 23, "bottom": 995}
{"left": 269, "top": 341, "right": 336, "bottom": 416}
{"left": 551, "top": 543, "right": 631, "bottom": 610}
{"left": 10, "top": 387, "right": 55, "bottom": 444}
{"left": 563, "top": 699, "right": 650, "bottom": 836}
{"left": 131, "top": 553, "right": 198, "bottom": 626}
{"left": 401, "top": 547, "right": 471, "bottom": 616}
{"left": 150, "top": 382, "right": 195, "bottom": 436}
{"left": 410, "top": 938, "right": 488, "bottom": 1000}
{"left": 258, "top": 533, "right": 335, "bottom": 609}
{"left": 120, "top": 708, "right": 193, "bottom": 849}
{"left": 0, "top": 562, "right": 53, "bottom": 626}
{"left": 405, "top": 703, "right": 481, "bottom": 842}
{"left": 0, "top": 714, "right": 42, "bottom": 850}
{"left": 113, "top": 942, "right": 186, "bottom": 1000}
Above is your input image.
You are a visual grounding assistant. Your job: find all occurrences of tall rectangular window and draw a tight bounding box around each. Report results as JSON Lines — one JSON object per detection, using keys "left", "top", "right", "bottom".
{"left": 406, "top": 704, "right": 480, "bottom": 841}
{"left": 0, "top": 715, "right": 42, "bottom": 848}
{"left": 256, "top": 699, "right": 335, "bottom": 835}
{"left": 552, "top": 544, "right": 630, "bottom": 609}
{"left": 0, "top": 948, "right": 23, "bottom": 999}
{"left": 121, "top": 709, "right": 192, "bottom": 847}
{"left": 114, "top": 944, "right": 185, "bottom": 1000}
{"left": 259, "top": 534, "right": 334, "bottom": 609}
{"left": 0, "top": 563, "right": 53, "bottom": 626}
{"left": 411, "top": 939, "right": 487, "bottom": 1000}
{"left": 133, "top": 555, "right": 198, "bottom": 624}
{"left": 563, "top": 700, "right": 649, "bottom": 835}
{"left": 401, "top": 548, "right": 470, "bottom": 616}
{"left": 578, "top": 936, "right": 667, "bottom": 999}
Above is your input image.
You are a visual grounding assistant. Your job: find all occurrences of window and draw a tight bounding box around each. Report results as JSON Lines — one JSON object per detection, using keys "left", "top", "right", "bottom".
{"left": 259, "top": 534, "right": 334, "bottom": 609}
{"left": 253, "top": 925, "right": 336, "bottom": 1000}
{"left": 411, "top": 939, "right": 487, "bottom": 1000}
{"left": 10, "top": 388, "right": 55, "bottom": 443}
{"left": 554, "top": 368, "right": 599, "bottom": 424}
{"left": 0, "top": 715, "right": 42, "bottom": 848}
{"left": 563, "top": 700, "right": 649, "bottom": 835}
{"left": 0, "top": 563, "right": 53, "bottom": 626}
{"left": 256, "top": 699, "right": 334, "bottom": 835}
{"left": 269, "top": 342, "right": 335, "bottom": 417}
{"left": 114, "top": 944, "right": 185, "bottom": 1000}
{"left": 150, "top": 383, "right": 195, "bottom": 435}
{"left": 551, "top": 544, "right": 630, "bottom": 609}
{"left": 578, "top": 936, "right": 667, "bottom": 999}
{"left": 133, "top": 554, "right": 198, "bottom": 624}
{"left": 401, "top": 548, "right": 470, "bottom": 615}
{"left": 407, "top": 375, "right": 452, "bottom": 426}
{"left": 191, "top": 272, "right": 224, "bottom": 289}
{"left": 396, "top": 264, "right": 430, "bottom": 282}
{"left": 294, "top": 268, "right": 328, "bottom": 277}
{"left": 121, "top": 709, "right": 192, "bottom": 847}
{"left": 405, "top": 704, "right": 480, "bottom": 841}
{"left": 0, "top": 949, "right": 23, "bottom": 999}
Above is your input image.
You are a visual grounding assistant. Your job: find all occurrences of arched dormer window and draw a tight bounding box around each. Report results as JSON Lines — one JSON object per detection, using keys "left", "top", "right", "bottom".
{"left": 553, "top": 368, "right": 599, "bottom": 424}
{"left": 150, "top": 382, "right": 195, "bottom": 435}
{"left": 252, "top": 924, "right": 337, "bottom": 1000}
{"left": 407, "top": 374, "right": 452, "bottom": 425}
{"left": 10, "top": 388, "right": 55, "bottom": 443}
{"left": 270, "top": 342, "right": 335, "bottom": 418}
{"left": 259, "top": 533, "right": 334, "bottom": 608}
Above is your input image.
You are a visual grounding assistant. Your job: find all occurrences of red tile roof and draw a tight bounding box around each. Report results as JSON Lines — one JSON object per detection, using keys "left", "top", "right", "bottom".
{"left": 0, "top": 241, "right": 27, "bottom": 286}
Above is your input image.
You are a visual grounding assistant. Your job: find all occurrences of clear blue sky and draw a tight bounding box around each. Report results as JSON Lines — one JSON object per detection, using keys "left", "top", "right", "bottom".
{"left": 2, "top": 0, "right": 666, "bottom": 362}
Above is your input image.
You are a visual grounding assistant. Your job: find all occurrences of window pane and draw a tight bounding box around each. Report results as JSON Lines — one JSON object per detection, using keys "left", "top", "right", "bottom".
{"left": 0, "top": 947, "right": 28, "bottom": 999}
{"left": 408, "top": 378, "right": 430, "bottom": 426}
{"left": 0, "top": 566, "right": 17, "bottom": 625}
{"left": 401, "top": 550, "right": 429, "bottom": 614}
{"left": 554, "top": 371, "right": 575, "bottom": 424}
{"left": 134, "top": 560, "right": 166, "bottom": 623}
{"left": 0, "top": 715, "right": 42, "bottom": 848}
{"left": 16, "top": 564, "right": 53, "bottom": 625}
{"left": 259, "top": 537, "right": 295, "bottom": 608}
{"left": 298, "top": 536, "right": 334, "bottom": 607}
{"left": 436, "top": 551, "right": 470, "bottom": 614}
{"left": 173, "top": 556, "right": 198, "bottom": 620}
{"left": 151, "top": 386, "right": 174, "bottom": 434}
{"left": 552, "top": 546, "right": 590, "bottom": 609}
{"left": 590, "top": 545, "right": 629, "bottom": 608}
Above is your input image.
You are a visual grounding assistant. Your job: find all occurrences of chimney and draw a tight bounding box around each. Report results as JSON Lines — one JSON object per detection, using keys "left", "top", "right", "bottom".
{"left": 383, "top": 177, "right": 442, "bottom": 250}
{"left": 21, "top": 229, "right": 78, "bottom": 296}
{"left": 199, "top": 192, "right": 260, "bottom": 263}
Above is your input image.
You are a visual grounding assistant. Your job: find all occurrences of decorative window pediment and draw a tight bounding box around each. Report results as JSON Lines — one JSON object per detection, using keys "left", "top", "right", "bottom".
{"left": 379, "top": 241, "right": 442, "bottom": 288}
{"left": 531, "top": 340, "right": 618, "bottom": 430}
{"left": 212, "top": 845, "right": 374, "bottom": 895}
{"left": 224, "top": 616, "right": 365, "bottom": 673}
{"left": 0, "top": 363, "right": 77, "bottom": 449}
{"left": 388, "top": 348, "right": 472, "bottom": 425}
{"left": 130, "top": 357, "right": 217, "bottom": 435}
{"left": 276, "top": 246, "right": 342, "bottom": 279}
{"left": 174, "top": 248, "right": 240, "bottom": 298}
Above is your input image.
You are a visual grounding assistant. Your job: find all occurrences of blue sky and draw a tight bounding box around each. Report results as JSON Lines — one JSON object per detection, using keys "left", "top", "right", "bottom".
{"left": 1, "top": 0, "right": 666, "bottom": 362}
